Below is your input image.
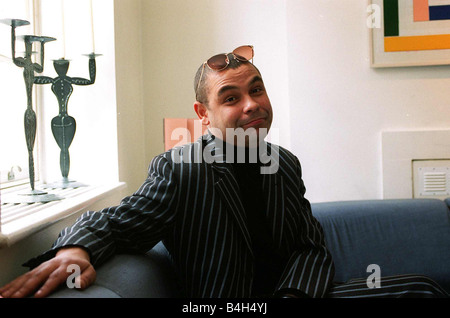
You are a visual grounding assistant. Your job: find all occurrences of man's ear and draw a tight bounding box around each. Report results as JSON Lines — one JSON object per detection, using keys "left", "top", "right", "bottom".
{"left": 194, "top": 102, "right": 210, "bottom": 126}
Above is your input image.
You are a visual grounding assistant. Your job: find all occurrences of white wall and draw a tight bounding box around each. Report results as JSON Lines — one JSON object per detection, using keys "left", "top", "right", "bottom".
{"left": 139, "top": 0, "right": 450, "bottom": 203}
{"left": 140, "top": 0, "right": 291, "bottom": 162}
{"left": 286, "top": 0, "right": 450, "bottom": 203}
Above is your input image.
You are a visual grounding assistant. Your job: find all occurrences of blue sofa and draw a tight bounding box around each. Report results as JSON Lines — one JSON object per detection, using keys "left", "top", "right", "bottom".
{"left": 49, "top": 198, "right": 450, "bottom": 297}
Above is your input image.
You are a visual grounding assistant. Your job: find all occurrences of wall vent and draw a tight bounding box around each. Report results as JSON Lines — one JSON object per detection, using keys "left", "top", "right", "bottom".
{"left": 413, "top": 160, "right": 450, "bottom": 199}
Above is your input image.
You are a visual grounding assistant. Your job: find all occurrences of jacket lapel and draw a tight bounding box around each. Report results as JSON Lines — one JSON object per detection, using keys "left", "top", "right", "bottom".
{"left": 212, "top": 163, "right": 253, "bottom": 255}
{"left": 202, "top": 132, "right": 253, "bottom": 255}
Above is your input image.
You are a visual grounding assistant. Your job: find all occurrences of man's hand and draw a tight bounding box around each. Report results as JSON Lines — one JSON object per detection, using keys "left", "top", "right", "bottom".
{"left": 0, "top": 247, "right": 96, "bottom": 298}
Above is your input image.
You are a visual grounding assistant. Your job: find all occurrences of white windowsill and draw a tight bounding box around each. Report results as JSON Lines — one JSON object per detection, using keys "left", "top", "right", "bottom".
{"left": 0, "top": 182, "right": 126, "bottom": 248}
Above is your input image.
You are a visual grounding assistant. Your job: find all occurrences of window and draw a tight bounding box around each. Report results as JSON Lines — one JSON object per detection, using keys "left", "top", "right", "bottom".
{"left": 0, "top": 0, "right": 121, "bottom": 246}
{"left": 37, "top": 0, "right": 119, "bottom": 187}
{"left": 0, "top": 0, "right": 38, "bottom": 189}
{"left": 1, "top": 0, "right": 119, "bottom": 191}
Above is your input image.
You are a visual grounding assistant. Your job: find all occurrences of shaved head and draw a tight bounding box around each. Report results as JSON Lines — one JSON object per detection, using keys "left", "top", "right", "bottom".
{"left": 194, "top": 54, "right": 260, "bottom": 106}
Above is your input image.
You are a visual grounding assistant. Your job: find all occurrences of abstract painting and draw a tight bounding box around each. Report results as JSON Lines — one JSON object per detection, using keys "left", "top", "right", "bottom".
{"left": 371, "top": 0, "right": 450, "bottom": 67}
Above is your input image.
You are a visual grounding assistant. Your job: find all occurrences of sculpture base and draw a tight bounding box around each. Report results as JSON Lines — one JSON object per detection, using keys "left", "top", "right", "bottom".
{"left": 4, "top": 189, "right": 63, "bottom": 204}
{"left": 43, "top": 178, "right": 88, "bottom": 189}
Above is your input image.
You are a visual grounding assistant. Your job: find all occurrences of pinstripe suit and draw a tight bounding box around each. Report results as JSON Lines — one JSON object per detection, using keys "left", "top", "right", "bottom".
{"left": 42, "top": 132, "right": 335, "bottom": 298}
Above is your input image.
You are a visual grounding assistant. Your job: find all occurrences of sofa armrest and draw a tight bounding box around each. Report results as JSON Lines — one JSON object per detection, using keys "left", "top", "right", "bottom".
{"left": 49, "top": 242, "right": 180, "bottom": 298}
{"left": 445, "top": 197, "right": 450, "bottom": 209}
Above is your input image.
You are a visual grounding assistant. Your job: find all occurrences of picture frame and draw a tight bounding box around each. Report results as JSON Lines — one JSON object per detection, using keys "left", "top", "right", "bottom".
{"left": 370, "top": 0, "right": 450, "bottom": 67}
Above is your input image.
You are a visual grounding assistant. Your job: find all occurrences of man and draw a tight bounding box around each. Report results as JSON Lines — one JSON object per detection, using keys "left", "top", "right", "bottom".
{"left": 0, "top": 45, "right": 447, "bottom": 298}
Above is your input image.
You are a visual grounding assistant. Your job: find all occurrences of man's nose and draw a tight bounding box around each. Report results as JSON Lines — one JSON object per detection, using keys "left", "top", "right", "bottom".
{"left": 243, "top": 96, "right": 260, "bottom": 113}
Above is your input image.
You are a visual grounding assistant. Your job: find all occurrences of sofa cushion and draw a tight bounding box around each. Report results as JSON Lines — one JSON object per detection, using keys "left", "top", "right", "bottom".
{"left": 49, "top": 241, "right": 180, "bottom": 298}
{"left": 312, "top": 199, "right": 450, "bottom": 293}
{"left": 48, "top": 284, "right": 121, "bottom": 298}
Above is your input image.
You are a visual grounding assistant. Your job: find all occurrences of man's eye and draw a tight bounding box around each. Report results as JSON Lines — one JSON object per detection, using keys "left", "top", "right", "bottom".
{"left": 251, "top": 87, "right": 264, "bottom": 94}
{"left": 225, "top": 96, "right": 237, "bottom": 103}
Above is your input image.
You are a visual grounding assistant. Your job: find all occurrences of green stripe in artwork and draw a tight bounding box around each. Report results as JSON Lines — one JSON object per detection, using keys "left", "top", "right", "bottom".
{"left": 383, "top": 0, "right": 399, "bottom": 37}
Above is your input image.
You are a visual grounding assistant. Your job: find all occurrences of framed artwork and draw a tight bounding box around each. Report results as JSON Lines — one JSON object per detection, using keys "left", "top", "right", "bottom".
{"left": 370, "top": 0, "right": 450, "bottom": 67}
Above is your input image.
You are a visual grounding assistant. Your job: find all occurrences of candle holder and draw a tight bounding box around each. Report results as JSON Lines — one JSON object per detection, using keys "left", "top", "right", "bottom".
{"left": 35, "top": 53, "right": 101, "bottom": 189}
{"left": 0, "top": 18, "right": 62, "bottom": 203}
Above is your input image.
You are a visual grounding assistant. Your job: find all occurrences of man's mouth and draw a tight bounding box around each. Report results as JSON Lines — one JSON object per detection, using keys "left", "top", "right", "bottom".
{"left": 242, "top": 117, "right": 265, "bottom": 129}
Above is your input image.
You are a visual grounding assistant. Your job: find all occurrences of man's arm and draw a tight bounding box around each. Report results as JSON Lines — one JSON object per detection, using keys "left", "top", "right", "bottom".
{"left": 1, "top": 153, "right": 178, "bottom": 297}
{"left": 47, "top": 153, "right": 178, "bottom": 267}
{"left": 275, "top": 156, "right": 335, "bottom": 298}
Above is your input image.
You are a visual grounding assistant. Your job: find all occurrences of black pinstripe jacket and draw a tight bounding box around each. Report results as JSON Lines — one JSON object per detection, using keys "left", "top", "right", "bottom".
{"left": 33, "top": 133, "right": 335, "bottom": 298}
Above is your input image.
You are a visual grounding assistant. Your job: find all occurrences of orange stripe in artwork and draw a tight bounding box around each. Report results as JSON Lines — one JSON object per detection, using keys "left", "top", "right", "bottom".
{"left": 384, "top": 34, "right": 450, "bottom": 51}
{"left": 413, "top": 0, "right": 430, "bottom": 21}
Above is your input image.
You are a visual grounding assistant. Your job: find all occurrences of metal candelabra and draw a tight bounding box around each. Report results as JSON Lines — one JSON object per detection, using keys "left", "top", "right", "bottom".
{"left": 35, "top": 53, "right": 100, "bottom": 189}
{"left": 0, "top": 18, "right": 62, "bottom": 203}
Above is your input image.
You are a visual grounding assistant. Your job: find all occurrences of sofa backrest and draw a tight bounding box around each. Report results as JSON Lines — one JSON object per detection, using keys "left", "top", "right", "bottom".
{"left": 312, "top": 198, "right": 450, "bottom": 293}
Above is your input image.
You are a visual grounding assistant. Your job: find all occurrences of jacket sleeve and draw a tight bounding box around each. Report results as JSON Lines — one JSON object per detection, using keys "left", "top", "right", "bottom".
{"left": 276, "top": 157, "right": 335, "bottom": 298}
{"left": 23, "top": 153, "right": 178, "bottom": 269}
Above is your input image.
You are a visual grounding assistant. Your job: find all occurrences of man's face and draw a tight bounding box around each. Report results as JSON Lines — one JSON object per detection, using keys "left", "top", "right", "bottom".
{"left": 194, "top": 63, "right": 273, "bottom": 146}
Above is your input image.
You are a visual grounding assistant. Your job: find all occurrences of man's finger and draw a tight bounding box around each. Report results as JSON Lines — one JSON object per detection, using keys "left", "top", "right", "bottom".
{"left": 33, "top": 267, "right": 69, "bottom": 298}
{"left": 33, "top": 263, "right": 96, "bottom": 297}
{"left": 0, "top": 263, "right": 57, "bottom": 298}
{"left": 0, "top": 276, "right": 29, "bottom": 298}
{"left": 77, "top": 264, "right": 96, "bottom": 290}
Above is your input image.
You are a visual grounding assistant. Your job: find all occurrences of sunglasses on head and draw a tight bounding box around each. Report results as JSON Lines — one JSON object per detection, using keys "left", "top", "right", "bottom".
{"left": 196, "top": 45, "right": 254, "bottom": 100}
